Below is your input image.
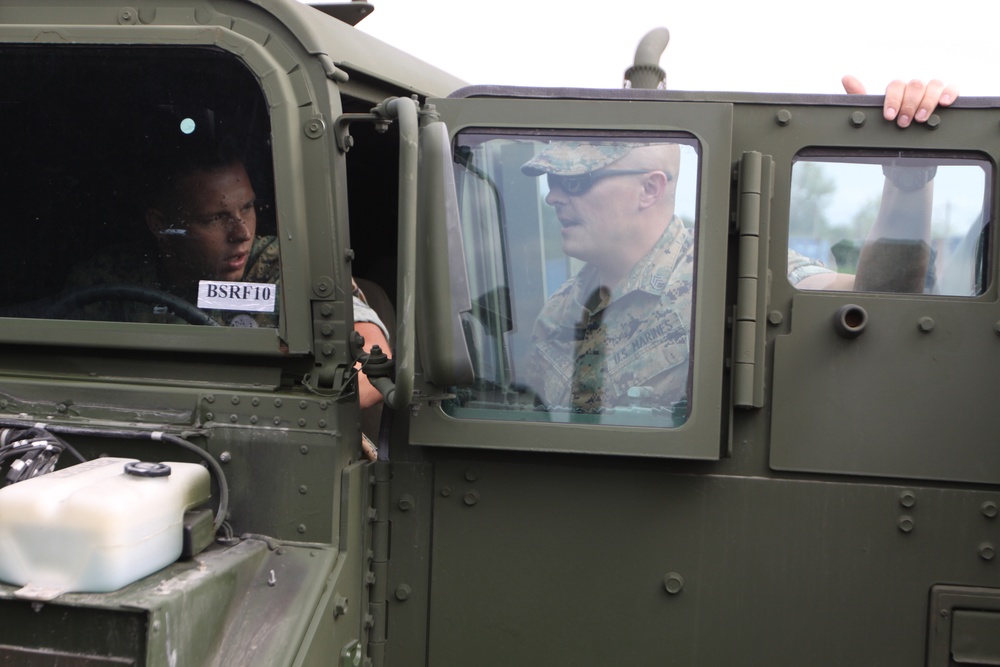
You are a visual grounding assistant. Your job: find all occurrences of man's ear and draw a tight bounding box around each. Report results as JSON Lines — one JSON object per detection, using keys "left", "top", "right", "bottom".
{"left": 638, "top": 171, "right": 669, "bottom": 208}
{"left": 146, "top": 208, "right": 166, "bottom": 239}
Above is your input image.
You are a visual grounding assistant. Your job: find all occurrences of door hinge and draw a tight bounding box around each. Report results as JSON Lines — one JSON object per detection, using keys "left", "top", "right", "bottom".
{"left": 732, "top": 151, "right": 772, "bottom": 408}
{"left": 366, "top": 461, "right": 391, "bottom": 667}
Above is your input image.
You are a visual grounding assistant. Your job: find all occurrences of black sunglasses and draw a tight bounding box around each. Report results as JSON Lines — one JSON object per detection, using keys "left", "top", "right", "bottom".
{"left": 546, "top": 168, "right": 669, "bottom": 196}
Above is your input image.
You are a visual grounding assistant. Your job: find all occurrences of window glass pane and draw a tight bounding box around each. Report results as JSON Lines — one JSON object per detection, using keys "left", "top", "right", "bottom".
{"left": 0, "top": 46, "right": 279, "bottom": 327}
{"left": 788, "top": 153, "right": 991, "bottom": 296}
{"left": 446, "top": 132, "right": 700, "bottom": 428}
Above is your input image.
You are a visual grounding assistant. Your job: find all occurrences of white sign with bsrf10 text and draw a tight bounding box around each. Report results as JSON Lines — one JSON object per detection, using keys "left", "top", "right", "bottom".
{"left": 197, "top": 281, "right": 277, "bottom": 312}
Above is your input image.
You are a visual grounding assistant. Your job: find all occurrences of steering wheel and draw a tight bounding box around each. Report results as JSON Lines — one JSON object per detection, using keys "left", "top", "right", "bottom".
{"left": 46, "top": 284, "right": 221, "bottom": 326}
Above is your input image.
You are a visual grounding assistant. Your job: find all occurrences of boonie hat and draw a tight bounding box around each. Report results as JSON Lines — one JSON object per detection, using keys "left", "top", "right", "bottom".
{"left": 521, "top": 141, "right": 642, "bottom": 177}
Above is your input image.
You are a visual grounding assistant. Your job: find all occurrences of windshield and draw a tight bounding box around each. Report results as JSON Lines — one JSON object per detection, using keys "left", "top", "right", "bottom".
{"left": 0, "top": 45, "right": 279, "bottom": 328}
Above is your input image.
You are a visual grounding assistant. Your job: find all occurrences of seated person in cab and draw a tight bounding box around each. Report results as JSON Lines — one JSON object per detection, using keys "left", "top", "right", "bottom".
{"left": 65, "top": 141, "right": 280, "bottom": 327}
{"left": 64, "top": 137, "right": 391, "bottom": 459}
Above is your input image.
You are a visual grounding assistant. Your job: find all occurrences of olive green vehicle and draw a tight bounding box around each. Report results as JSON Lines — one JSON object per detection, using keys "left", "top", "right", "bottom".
{"left": 0, "top": 1, "right": 997, "bottom": 665}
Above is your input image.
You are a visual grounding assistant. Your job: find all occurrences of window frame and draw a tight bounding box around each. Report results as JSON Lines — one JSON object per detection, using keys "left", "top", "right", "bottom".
{"left": 0, "top": 26, "right": 316, "bottom": 358}
{"left": 786, "top": 148, "right": 992, "bottom": 298}
{"left": 410, "top": 95, "right": 734, "bottom": 459}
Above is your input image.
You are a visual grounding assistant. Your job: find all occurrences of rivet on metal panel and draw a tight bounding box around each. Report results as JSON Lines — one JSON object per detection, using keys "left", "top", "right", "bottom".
{"left": 205, "top": 412, "right": 215, "bottom": 421}
{"left": 273, "top": 417, "right": 281, "bottom": 426}
{"left": 395, "top": 584, "right": 412, "bottom": 601}
{"left": 298, "top": 524, "right": 307, "bottom": 534}
{"left": 252, "top": 398, "right": 260, "bottom": 407}
{"left": 849, "top": 111, "right": 866, "bottom": 127}
{"left": 398, "top": 495, "right": 415, "bottom": 511}
{"left": 994, "top": 321, "right": 1000, "bottom": 336}
{"left": 304, "top": 117, "right": 326, "bottom": 139}
{"left": 299, "top": 485, "right": 308, "bottom": 495}
{"left": 205, "top": 395, "right": 216, "bottom": 404}
{"left": 314, "top": 277, "right": 335, "bottom": 297}
{"left": 918, "top": 316, "right": 935, "bottom": 333}
{"left": 219, "top": 451, "right": 232, "bottom": 463}
{"left": 118, "top": 7, "right": 138, "bottom": 24}
{"left": 768, "top": 311, "right": 783, "bottom": 325}
{"left": 298, "top": 419, "right": 307, "bottom": 427}
{"left": 229, "top": 415, "right": 238, "bottom": 424}
{"left": 299, "top": 401, "right": 308, "bottom": 410}
{"left": 231, "top": 396, "right": 241, "bottom": 405}
{"left": 440, "top": 486, "right": 452, "bottom": 497}
{"left": 465, "top": 468, "right": 479, "bottom": 482}
{"left": 979, "top": 542, "right": 995, "bottom": 561}
{"left": 664, "top": 572, "right": 685, "bottom": 595}
{"left": 275, "top": 399, "right": 283, "bottom": 408}
{"left": 899, "top": 491, "right": 916, "bottom": 508}
{"left": 463, "top": 491, "right": 480, "bottom": 506}
{"left": 982, "top": 501, "right": 998, "bottom": 519}
{"left": 898, "top": 515, "right": 915, "bottom": 533}
{"left": 250, "top": 416, "right": 258, "bottom": 425}
{"left": 300, "top": 446, "right": 309, "bottom": 455}
{"left": 775, "top": 109, "right": 792, "bottom": 126}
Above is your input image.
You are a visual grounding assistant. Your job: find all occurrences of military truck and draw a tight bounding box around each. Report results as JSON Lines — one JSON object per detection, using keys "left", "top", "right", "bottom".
{"left": 0, "top": 1, "right": 995, "bottom": 665}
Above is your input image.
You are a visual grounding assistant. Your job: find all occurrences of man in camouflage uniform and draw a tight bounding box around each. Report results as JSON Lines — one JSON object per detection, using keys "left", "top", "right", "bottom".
{"left": 520, "top": 142, "right": 692, "bottom": 413}
{"left": 65, "top": 150, "right": 281, "bottom": 327}
{"left": 65, "top": 145, "right": 391, "bottom": 460}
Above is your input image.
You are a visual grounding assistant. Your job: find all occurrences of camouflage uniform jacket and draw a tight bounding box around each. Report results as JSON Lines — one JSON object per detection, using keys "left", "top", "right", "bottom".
{"left": 525, "top": 216, "right": 693, "bottom": 412}
{"left": 64, "top": 236, "right": 280, "bottom": 327}
{"left": 786, "top": 248, "right": 831, "bottom": 286}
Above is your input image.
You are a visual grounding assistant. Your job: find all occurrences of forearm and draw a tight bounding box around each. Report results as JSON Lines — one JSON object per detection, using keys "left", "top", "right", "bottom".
{"left": 854, "top": 176, "right": 933, "bottom": 293}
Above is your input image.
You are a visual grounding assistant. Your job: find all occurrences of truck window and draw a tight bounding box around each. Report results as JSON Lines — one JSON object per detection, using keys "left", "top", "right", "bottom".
{"left": 445, "top": 131, "right": 700, "bottom": 428}
{"left": 787, "top": 152, "right": 991, "bottom": 296}
{"left": 0, "top": 45, "right": 279, "bottom": 327}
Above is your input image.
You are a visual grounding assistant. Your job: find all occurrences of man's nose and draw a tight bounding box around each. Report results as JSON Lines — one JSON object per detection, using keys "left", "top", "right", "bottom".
{"left": 545, "top": 186, "right": 568, "bottom": 206}
{"left": 226, "top": 214, "right": 251, "bottom": 239}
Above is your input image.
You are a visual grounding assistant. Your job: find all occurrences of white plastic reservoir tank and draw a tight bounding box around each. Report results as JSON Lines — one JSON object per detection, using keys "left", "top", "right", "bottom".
{"left": 0, "top": 457, "right": 210, "bottom": 597}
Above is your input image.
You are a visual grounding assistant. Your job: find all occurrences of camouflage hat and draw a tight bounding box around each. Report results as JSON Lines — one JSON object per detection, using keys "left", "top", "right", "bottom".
{"left": 521, "top": 142, "right": 642, "bottom": 177}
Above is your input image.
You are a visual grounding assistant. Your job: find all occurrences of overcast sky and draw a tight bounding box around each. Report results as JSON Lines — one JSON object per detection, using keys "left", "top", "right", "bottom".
{"left": 355, "top": 0, "right": 998, "bottom": 97}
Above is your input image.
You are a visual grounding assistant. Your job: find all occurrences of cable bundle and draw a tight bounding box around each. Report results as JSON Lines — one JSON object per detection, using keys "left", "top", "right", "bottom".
{"left": 0, "top": 426, "right": 85, "bottom": 486}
